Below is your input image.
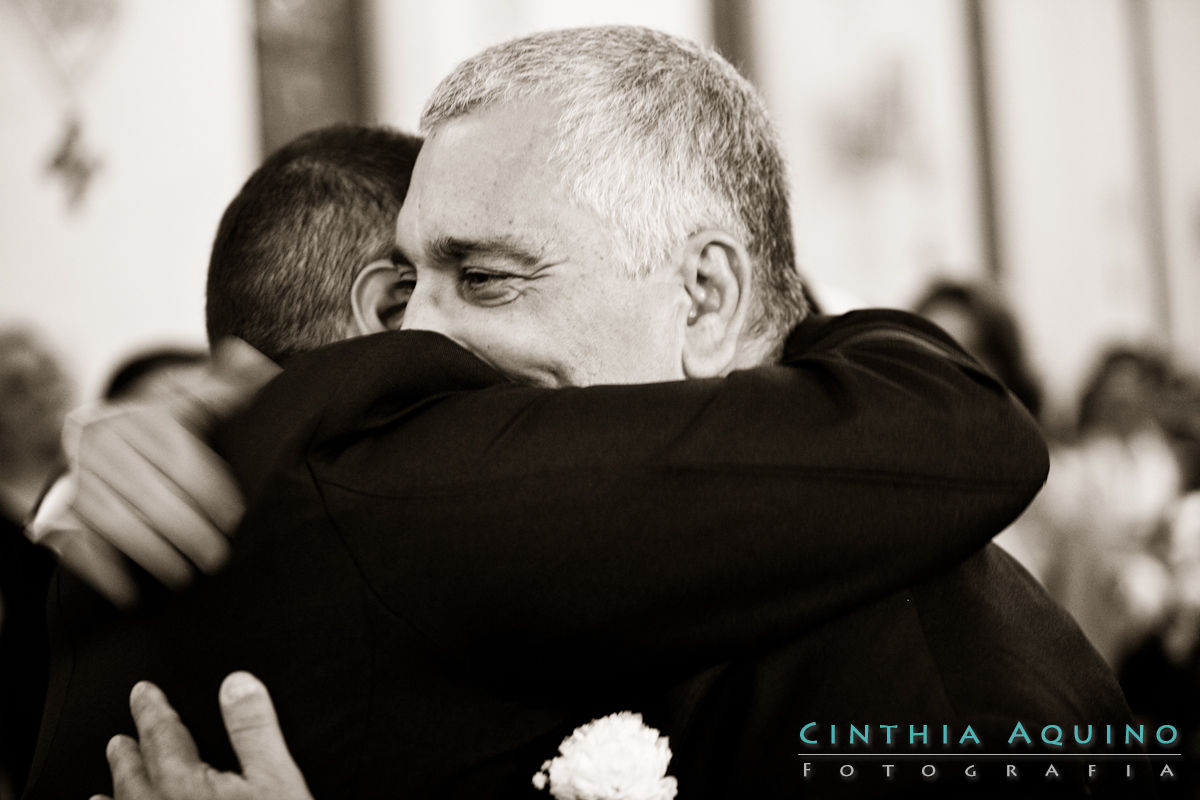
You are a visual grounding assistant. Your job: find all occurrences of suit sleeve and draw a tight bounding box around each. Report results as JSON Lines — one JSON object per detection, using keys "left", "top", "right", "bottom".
{"left": 274, "top": 311, "right": 1048, "bottom": 678}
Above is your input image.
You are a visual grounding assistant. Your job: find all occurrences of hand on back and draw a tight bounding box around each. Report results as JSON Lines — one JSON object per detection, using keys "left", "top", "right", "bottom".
{"left": 28, "top": 339, "right": 279, "bottom": 607}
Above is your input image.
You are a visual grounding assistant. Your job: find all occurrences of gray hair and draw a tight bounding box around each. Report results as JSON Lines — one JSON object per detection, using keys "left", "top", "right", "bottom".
{"left": 420, "top": 25, "right": 808, "bottom": 344}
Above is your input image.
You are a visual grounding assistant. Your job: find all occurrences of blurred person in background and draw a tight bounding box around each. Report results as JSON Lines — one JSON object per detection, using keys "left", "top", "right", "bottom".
{"left": 1119, "top": 369, "right": 1200, "bottom": 790}
{"left": 1078, "top": 345, "right": 1177, "bottom": 439}
{"left": 1159, "top": 370, "right": 1200, "bottom": 493}
{"left": 0, "top": 329, "right": 73, "bottom": 520}
{"left": 912, "top": 283, "right": 1189, "bottom": 674}
{"left": 966, "top": 340, "right": 1200, "bottom": 794}
{"left": 913, "top": 278, "right": 1200, "bottom": 792}
{"left": 1013, "top": 345, "right": 1186, "bottom": 670}
{"left": 913, "top": 278, "right": 1043, "bottom": 421}
{"left": 0, "top": 327, "right": 74, "bottom": 800}
{"left": 1120, "top": 489, "right": 1200, "bottom": 794}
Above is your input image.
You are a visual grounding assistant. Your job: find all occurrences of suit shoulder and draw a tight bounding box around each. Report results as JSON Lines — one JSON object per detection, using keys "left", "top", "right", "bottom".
{"left": 910, "top": 546, "right": 1133, "bottom": 727}
{"left": 218, "top": 331, "right": 504, "bottom": 497}
{"left": 785, "top": 309, "right": 971, "bottom": 357}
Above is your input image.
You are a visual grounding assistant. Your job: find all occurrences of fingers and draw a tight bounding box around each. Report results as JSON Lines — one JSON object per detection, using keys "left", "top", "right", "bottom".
{"left": 129, "top": 681, "right": 202, "bottom": 789}
{"left": 218, "top": 672, "right": 309, "bottom": 791}
{"left": 115, "top": 407, "right": 246, "bottom": 538}
{"left": 49, "top": 343, "right": 271, "bottom": 598}
{"left": 78, "top": 406, "right": 240, "bottom": 566}
{"left": 63, "top": 402, "right": 245, "bottom": 590}
{"left": 105, "top": 674, "right": 311, "bottom": 800}
{"left": 104, "top": 733, "right": 155, "bottom": 800}
{"left": 74, "top": 468, "right": 196, "bottom": 591}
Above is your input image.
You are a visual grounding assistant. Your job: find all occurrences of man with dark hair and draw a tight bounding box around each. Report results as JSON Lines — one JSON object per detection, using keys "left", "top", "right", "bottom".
{"left": 206, "top": 124, "right": 421, "bottom": 363}
{"left": 15, "top": 124, "right": 420, "bottom": 798}
{"left": 23, "top": 124, "right": 422, "bottom": 612}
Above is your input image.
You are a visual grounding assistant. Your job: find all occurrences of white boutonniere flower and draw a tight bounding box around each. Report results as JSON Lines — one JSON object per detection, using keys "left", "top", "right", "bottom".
{"left": 532, "top": 711, "right": 678, "bottom": 800}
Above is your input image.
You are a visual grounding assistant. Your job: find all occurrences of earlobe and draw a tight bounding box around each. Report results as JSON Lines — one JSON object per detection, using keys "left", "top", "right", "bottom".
{"left": 350, "top": 260, "right": 409, "bottom": 335}
{"left": 680, "top": 230, "right": 751, "bottom": 378}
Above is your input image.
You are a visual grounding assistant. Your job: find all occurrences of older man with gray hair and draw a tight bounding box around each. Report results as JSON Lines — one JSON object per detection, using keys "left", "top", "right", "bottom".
{"left": 394, "top": 25, "right": 807, "bottom": 386}
{"left": 30, "top": 26, "right": 1139, "bottom": 800}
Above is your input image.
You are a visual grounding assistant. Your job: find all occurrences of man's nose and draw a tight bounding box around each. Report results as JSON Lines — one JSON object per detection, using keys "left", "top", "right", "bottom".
{"left": 399, "top": 278, "right": 450, "bottom": 334}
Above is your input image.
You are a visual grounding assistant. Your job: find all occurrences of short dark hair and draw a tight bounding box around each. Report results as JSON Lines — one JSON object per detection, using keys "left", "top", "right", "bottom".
{"left": 206, "top": 125, "right": 422, "bottom": 362}
{"left": 914, "top": 280, "right": 1043, "bottom": 420}
{"left": 1076, "top": 344, "right": 1172, "bottom": 436}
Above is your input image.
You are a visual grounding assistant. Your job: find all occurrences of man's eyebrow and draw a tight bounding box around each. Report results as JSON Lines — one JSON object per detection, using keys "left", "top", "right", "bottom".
{"left": 430, "top": 235, "right": 547, "bottom": 267}
{"left": 390, "top": 246, "right": 412, "bottom": 267}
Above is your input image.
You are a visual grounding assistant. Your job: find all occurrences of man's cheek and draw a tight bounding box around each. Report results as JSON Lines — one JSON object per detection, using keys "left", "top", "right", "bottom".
{"left": 450, "top": 307, "right": 577, "bottom": 385}
{"left": 509, "top": 345, "right": 577, "bottom": 387}
{"left": 458, "top": 335, "right": 560, "bottom": 386}
{"left": 494, "top": 349, "right": 570, "bottom": 387}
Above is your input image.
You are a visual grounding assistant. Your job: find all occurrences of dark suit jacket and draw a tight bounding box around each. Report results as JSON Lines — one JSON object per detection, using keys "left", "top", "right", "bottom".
{"left": 1, "top": 512, "right": 54, "bottom": 798}
{"left": 25, "top": 311, "right": 1078, "bottom": 798}
{"left": 651, "top": 545, "right": 1153, "bottom": 799}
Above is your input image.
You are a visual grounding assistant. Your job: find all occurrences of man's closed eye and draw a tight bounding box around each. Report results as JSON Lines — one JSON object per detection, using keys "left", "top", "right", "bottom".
{"left": 459, "top": 269, "right": 521, "bottom": 305}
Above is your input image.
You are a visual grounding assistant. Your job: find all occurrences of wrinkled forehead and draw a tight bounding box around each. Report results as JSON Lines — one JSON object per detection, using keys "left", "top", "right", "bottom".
{"left": 395, "top": 103, "right": 591, "bottom": 259}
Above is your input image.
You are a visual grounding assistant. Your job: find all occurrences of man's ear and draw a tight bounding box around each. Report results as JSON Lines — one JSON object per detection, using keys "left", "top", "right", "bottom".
{"left": 350, "top": 260, "right": 410, "bottom": 335}
{"left": 680, "top": 230, "right": 752, "bottom": 378}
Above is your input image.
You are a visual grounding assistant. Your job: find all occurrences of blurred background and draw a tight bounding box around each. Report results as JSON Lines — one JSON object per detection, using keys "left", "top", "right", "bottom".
{"left": 2, "top": 0, "right": 1200, "bottom": 785}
